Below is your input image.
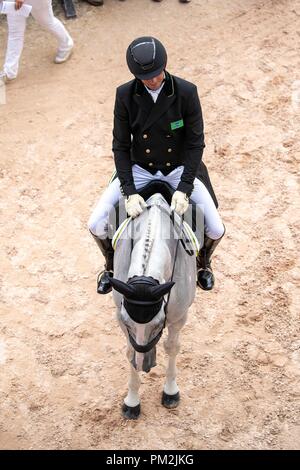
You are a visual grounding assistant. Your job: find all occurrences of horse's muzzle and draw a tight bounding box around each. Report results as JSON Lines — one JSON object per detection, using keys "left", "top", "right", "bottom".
{"left": 131, "top": 347, "right": 157, "bottom": 373}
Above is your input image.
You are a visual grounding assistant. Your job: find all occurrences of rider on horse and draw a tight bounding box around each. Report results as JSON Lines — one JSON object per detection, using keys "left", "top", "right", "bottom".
{"left": 88, "top": 36, "right": 225, "bottom": 294}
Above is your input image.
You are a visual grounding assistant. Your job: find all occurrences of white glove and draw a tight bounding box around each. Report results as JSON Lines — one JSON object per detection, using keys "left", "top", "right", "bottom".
{"left": 125, "top": 194, "right": 147, "bottom": 218}
{"left": 171, "top": 190, "right": 189, "bottom": 215}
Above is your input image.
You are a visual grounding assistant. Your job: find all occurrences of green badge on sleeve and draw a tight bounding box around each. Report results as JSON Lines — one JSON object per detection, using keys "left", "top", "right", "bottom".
{"left": 171, "top": 119, "right": 184, "bottom": 131}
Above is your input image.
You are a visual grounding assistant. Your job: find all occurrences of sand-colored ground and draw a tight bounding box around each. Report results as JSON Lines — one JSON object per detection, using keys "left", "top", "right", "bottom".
{"left": 0, "top": 0, "right": 299, "bottom": 450}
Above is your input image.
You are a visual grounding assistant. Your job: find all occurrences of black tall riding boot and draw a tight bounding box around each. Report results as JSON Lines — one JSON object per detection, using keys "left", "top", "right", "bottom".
{"left": 196, "top": 227, "right": 225, "bottom": 291}
{"left": 90, "top": 232, "right": 114, "bottom": 295}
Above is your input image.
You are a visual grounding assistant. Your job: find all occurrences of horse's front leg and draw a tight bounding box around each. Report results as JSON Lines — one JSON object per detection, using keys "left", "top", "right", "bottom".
{"left": 122, "top": 343, "right": 141, "bottom": 419}
{"left": 162, "top": 325, "right": 181, "bottom": 408}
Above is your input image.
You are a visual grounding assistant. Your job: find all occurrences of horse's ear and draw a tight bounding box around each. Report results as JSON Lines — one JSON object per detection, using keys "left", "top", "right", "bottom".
{"left": 109, "top": 277, "right": 136, "bottom": 298}
{"left": 150, "top": 281, "right": 175, "bottom": 299}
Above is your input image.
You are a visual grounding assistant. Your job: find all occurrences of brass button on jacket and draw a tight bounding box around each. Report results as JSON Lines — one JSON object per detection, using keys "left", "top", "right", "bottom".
{"left": 148, "top": 162, "right": 153, "bottom": 167}
{"left": 166, "top": 162, "right": 171, "bottom": 167}
{"left": 146, "top": 149, "right": 151, "bottom": 154}
{"left": 143, "top": 134, "right": 148, "bottom": 139}
{"left": 168, "top": 148, "right": 172, "bottom": 153}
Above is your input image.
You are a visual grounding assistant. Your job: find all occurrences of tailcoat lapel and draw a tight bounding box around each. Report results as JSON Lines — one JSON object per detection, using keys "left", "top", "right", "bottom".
{"left": 132, "top": 79, "right": 154, "bottom": 117}
{"left": 133, "top": 73, "right": 176, "bottom": 133}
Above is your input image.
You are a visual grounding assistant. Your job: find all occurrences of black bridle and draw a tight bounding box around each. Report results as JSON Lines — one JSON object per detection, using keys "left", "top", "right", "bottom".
{"left": 163, "top": 213, "right": 183, "bottom": 320}
{"left": 128, "top": 329, "right": 163, "bottom": 354}
{"left": 123, "top": 212, "right": 184, "bottom": 353}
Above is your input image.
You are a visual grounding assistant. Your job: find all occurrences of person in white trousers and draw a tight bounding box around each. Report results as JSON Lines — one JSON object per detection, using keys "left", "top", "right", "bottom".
{"left": 0, "top": 0, "right": 74, "bottom": 82}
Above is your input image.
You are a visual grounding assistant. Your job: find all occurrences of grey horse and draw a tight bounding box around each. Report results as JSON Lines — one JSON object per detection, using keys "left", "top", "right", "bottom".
{"left": 109, "top": 193, "right": 197, "bottom": 419}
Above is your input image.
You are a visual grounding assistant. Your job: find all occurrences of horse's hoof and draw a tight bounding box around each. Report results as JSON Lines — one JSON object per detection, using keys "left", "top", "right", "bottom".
{"left": 161, "top": 391, "right": 180, "bottom": 409}
{"left": 122, "top": 402, "right": 141, "bottom": 420}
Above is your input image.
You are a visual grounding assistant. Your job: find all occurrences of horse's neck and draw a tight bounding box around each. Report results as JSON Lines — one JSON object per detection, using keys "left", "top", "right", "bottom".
{"left": 128, "top": 205, "right": 172, "bottom": 283}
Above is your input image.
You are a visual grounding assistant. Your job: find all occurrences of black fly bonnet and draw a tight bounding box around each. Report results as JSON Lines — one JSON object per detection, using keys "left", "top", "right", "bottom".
{"left": 109, "top": 275, "right": 175, "bottom": 353}
{"left": 124, "top": 276, "right": 164, "bottom": 323}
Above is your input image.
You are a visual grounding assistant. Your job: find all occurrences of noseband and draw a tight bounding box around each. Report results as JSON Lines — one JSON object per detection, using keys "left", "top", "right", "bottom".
{"left": 128, "top": 329, "right": 163, "bottom": 354}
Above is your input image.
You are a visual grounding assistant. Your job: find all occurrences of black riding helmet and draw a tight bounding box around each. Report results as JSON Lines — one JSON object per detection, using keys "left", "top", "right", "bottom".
{"left": 126, "top": 36, "right": 167, "bottom": 80}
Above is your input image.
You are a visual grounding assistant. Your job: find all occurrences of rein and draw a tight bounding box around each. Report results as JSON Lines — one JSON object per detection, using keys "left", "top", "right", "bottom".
{"left": 163, "top": 212, "right": 183, "bottom": 322}
{"left": 141, "top": 204, "right": 184, "bottom": 322}
{"left": 126, "top": 205, "right": 184, "bottom": 340}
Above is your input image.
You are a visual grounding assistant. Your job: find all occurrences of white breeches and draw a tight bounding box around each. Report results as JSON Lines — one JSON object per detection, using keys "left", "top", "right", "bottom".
{"left": 3, "top": 0, "right": 72, "bottom": 79}
{"left": 88, "top": 165, "right": 224, "bottom": 241}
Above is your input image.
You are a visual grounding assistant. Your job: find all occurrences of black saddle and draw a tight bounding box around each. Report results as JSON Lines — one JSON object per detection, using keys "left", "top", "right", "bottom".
{"left": 108, "top": 180, "right": 204, "bottom": 248}
{"left": 138, "top": 180, "right": 174, "bottom": 205}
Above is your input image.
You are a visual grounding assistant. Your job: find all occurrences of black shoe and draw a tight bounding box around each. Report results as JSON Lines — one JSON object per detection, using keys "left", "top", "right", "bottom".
{"left": 89, "top": 232, "right": 114, "bottom": 294}
{"left": 97, "top": 270, "right": 113, "bottom": 294}
{"left": 197, "top": 264, "right": 215, "bottom": 290}
{"left": 196, "top": 228, "right": 225, "bottom": 291}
